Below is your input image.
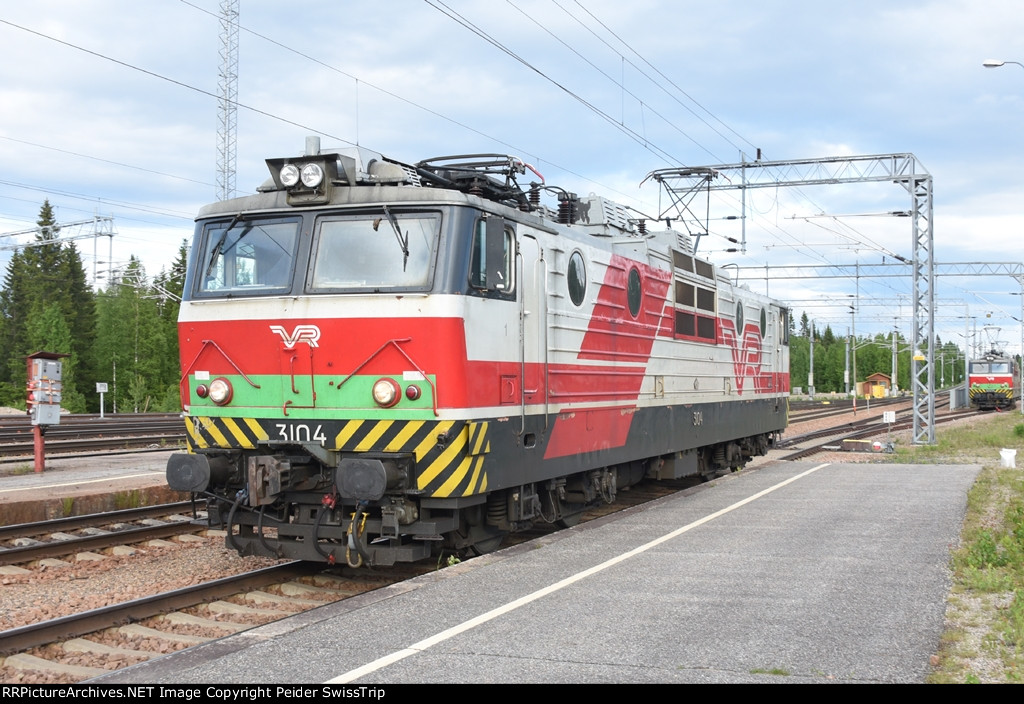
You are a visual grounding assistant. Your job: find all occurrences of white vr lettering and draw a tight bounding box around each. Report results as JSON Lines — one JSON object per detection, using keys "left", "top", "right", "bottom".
{"left": 269, "top": 324, "right": 321, "bottom": 349}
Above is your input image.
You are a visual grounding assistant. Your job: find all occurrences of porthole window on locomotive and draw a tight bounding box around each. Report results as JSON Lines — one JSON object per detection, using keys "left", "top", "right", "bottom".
{"left": 627, "top": 267, "right": 642, "bottom": 318}
{"left": 735, "top": 301, "right": 744, "bottom": 333}
{"left": 760, "top": 308, "right": 767, "bottom": 337}
{"left": 567, "top": 251, "right": 587, "bottom": 306}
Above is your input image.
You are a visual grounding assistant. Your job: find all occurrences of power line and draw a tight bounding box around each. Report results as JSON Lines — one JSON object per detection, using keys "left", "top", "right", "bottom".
{"left": 0, "top": 17, "right": 357, "bottom": 147}
{"left": 178, "top": 0, "right": 653, "bottom": 204}
{"left": 423, "top": 0, "right": 687, "bottom": 166}
{"left": 0, "top": 135, "right": 215, "bottom": 188}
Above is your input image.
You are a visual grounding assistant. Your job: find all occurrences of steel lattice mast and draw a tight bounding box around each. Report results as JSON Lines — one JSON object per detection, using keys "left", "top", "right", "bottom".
{"left": 645, "top": 154, "right": 937, "bottom": 443}
{"left": 216, "top": 0, "right": 239, "bottom": 202}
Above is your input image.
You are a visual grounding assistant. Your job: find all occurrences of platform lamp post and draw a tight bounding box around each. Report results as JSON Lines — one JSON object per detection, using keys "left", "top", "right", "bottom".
{"left": 983, "top": 59, "right": 1024, "bottom": 70}
{"left": 984, "top": 59, "right": 1024, "bottom": 413}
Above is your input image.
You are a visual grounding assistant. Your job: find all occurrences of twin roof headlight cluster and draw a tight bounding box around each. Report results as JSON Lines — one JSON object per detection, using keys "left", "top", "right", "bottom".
{"left": 279, "top": 162, "right": 325, "bottom": 189}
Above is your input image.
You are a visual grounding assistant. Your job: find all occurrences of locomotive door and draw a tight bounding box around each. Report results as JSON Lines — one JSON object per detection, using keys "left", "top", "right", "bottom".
{"left": 519, "top": 234, "right": 547, "bottom": 434}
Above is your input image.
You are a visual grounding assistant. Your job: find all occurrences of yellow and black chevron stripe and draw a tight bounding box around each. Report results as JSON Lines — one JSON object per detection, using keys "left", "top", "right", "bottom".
{"left": 969, "top": 386, "right": 1013, "bottom": 401}
{"left": 186, "top": 416, "right": 269, "bottom": 450}
{"left": 185, "top": 416, "right": 492, "bottom": 499}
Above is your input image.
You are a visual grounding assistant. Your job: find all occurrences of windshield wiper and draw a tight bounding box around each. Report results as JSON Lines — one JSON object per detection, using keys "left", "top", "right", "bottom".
{"left": 204, "top": 213, "right": 244, "bottom": 278}
{"left": 381, "top": 205, "right": 409, "bottom": 271}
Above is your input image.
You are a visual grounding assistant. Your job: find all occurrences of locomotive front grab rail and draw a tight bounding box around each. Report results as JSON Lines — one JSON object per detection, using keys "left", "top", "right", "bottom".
{"left": 178, "top": 338, "right": 262, "bottom": 405}
{"left": 334, "top": 337, "right": 439, "bottom": 417}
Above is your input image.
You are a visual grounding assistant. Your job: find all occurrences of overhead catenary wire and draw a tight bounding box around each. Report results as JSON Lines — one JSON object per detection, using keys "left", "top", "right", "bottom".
{"left": 0, "top": 5, "right": 947, "bottom": 341}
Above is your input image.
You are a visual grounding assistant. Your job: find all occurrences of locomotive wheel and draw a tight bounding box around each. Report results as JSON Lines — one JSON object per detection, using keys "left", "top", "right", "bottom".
{"left": 465, "top": 524, "right": 508, "bottom": 556}
{"left": 556, "top": 502, "right": 585, "bottom": 528}
{"left": 452, "top": 505, "right": 508, "bottom": 557}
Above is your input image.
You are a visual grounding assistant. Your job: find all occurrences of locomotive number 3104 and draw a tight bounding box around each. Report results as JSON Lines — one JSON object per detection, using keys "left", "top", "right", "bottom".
{"left": 275, "top": 423, "right": 327, "bottom": 445}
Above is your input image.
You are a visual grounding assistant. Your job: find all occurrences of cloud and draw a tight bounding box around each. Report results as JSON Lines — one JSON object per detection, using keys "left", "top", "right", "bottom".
{"left": 0, "top": 0, "right": 1022, "bottom": 347}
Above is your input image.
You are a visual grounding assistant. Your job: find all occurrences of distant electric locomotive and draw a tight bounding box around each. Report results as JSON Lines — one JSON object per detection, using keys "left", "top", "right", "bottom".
{"left": 968, "top": 350, "right": 1017, "bottom": 410}
{"left": 166, "top": 140, "right": 791, "bottom": 566}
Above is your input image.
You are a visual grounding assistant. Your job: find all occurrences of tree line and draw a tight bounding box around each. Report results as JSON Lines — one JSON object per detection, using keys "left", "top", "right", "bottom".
{"left": 788, "top": 311, "right": 968, "bottom": 396}
{"left": 0, "top": 201, "right": 979, "bottom": 414}
{"left": 0, "top": 201, "right": 186, "bottom": 413}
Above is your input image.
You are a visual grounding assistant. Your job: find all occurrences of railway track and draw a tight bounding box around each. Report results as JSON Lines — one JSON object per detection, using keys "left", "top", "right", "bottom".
{"left": 0, "top": 413, "right": 185, "bottom": 462}
{"left": 0, "top": 561, "right": 438, "bottom": 681}
{"left": 0, "top": 472, "right": 708, "bottom": 683}
{"left": 779, "top": 407, "right": 986, "bottom": 461}
{"left": 0, "top": 502, "right": 206, "bottom": 567}
{"left": 787, "top": 392, "right": 950, "bottom": 426}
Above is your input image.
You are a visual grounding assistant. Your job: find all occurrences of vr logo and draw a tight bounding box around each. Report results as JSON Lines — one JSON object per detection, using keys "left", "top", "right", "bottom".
{"left": 270, "top": 324, "right": 321, "bottom": 349}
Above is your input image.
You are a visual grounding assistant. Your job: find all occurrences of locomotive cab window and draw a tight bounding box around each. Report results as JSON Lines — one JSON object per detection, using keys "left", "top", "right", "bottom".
{"left": 197, "top": 216, "right": 299, "bottom": 295}
{"left": 973, "top": 361, "right": 1011, "bottom": 374}
{"left": 469, "top": 217, "right": 514, "bottom": 295}
{"left": 311, "top": 211, "right": 439, "bottom": 291}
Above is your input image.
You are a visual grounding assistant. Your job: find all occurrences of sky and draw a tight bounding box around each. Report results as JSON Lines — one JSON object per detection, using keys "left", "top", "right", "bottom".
{"left": 1, "top": 0, "right": 1023, "bottom": 361}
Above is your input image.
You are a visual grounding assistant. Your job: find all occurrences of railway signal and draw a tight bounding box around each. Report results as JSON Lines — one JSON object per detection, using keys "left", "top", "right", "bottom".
{"left": 25, "top": 351, "right": 68, "bottom": 472}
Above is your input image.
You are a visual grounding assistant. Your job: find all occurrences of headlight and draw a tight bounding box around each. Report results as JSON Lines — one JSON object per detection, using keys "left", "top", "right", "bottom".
{"left": 300, "top": 162, "right": 324, "bottom": 188}
{"left": 209, "top": 378, "right": 233, "bottom": 405}
{"left": 280, "top": 164, "right": 300, "bottom": 187}
{"left": 372, "top": 378, "right": 400, "bottom": 408}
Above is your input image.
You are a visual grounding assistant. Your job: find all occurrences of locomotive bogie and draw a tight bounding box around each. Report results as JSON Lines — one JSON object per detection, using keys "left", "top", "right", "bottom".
{"left": 167, "top": 145, "right": 790, "bottom": 566}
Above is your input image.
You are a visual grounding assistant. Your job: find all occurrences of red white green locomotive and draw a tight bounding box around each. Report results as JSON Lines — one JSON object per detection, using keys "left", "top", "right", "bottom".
{"left": 166, "top": 141, "right": 790, "bottom": 566}
{"left": 968, "top": 349, "right": 1018, "bottom": 410}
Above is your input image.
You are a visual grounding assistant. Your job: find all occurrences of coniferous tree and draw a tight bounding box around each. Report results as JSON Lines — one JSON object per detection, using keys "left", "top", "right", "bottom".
{"left": 0, "top": 201, "right": 95, "bottom": 409}
{"left": 93, "top": 257, "right": 167, "bottom": 412}
{"left": 151, "top": 240, "right": 188, "bottom": 410}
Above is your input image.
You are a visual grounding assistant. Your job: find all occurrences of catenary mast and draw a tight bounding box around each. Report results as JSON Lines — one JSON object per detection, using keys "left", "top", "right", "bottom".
{"left": 216, "top": 0, "right": 239, "bottom": 202}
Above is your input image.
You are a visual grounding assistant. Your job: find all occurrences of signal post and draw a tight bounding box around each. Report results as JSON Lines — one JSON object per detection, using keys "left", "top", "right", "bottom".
{"left": 26, "top": 351, "right": 68, "bottom": 473}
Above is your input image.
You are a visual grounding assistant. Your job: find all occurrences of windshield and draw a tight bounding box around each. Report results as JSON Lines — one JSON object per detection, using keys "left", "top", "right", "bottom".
{"left": 972, "top": 362, "right": 1012, "bottom": 375}
{"left": 310, "top": 212, "right": 438, "bottom": 290}
{"left": 197, "top": 217, "right": 299, "bottom": 295}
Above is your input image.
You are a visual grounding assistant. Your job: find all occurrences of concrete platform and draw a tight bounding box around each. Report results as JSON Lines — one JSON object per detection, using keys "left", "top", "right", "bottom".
{"left": 90, "top": 459, "right": 978, "bottom": 684}
{"left": 0, "top": 450, "right": 182, "bottom": 524}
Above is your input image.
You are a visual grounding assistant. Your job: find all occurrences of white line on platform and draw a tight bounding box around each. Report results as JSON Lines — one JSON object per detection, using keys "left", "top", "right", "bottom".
{"left": 0, "top": 471, "right": 164, "bottom": 494}
{"left": 326, "top": 462, "right": 833, "bottom": 684}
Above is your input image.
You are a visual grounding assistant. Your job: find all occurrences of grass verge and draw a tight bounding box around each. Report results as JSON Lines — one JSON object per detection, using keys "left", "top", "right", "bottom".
{"left": 904, "top": 413, "right": 1024, "bottom": 683}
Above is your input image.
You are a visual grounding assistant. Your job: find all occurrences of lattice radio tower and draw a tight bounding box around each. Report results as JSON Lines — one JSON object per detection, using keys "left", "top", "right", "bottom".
{"left": 217, "top": 0, "right": 239, "bottom": 202}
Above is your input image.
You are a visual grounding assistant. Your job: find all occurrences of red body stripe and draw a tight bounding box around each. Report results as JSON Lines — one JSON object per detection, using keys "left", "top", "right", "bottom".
{"left": 180, "top": 253, "right": 789, "bottom": 461}
{"left": 543, "top": 406, "right": 636, "bottom": 459}
{"left": 969, "top": 375, "right": 1014, "bottom": 385}
{"left": 180, "top": 318, "right": 645, "bottom": 409}
{"left": 578, "top": 255, "right": 673, "bottom": 362}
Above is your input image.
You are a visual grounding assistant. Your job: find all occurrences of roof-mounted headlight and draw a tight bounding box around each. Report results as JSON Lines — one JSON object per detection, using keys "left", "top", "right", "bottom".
{"left": 300, "top": 162, "right": 324, "bottom": 188}
{"left": 266, "top": 153, "right": 339, "bottom": 205}
{"left": 280, "top": 164, "right": 300, "bottom": 187}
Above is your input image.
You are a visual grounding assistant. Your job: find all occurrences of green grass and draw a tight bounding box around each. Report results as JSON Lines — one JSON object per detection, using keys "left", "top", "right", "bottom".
{"left": 920, "top": 412, "right": 1024, "bottom": 683}
{"left": 113, "top": 489, "right": 142, "bottom": 510}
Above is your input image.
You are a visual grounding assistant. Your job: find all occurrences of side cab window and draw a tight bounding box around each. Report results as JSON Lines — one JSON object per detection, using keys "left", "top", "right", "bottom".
{"left": 469, "top": 216, "right": 515, "bottom": 298}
